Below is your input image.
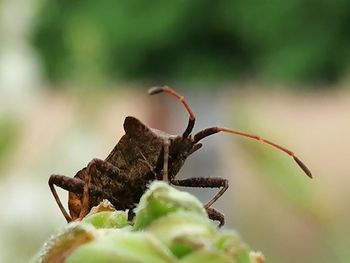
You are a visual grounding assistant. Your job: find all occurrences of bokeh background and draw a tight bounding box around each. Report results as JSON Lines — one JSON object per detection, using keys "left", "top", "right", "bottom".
{"left": 1, "top": 1, "right": 350, "bottom": 262}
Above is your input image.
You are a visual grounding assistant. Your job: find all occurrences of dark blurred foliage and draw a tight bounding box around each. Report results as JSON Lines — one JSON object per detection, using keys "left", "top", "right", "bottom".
{"left": 32, "top": 0, "right": 350, "bottom": 85}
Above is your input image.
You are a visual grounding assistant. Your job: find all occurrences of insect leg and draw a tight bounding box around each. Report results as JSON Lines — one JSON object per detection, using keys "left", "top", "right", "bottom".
{"left": 49, "top": 174, "right": 101, "bottom": 222}
{"left": 49, "top": 175, "right": 73, "bottom": 222}
{"left": 206, "top": 207, "right": 225, "bottom": 227}
{"left": 171, "top": 177, "right": 228, "bottom": 208}
{"left": 163, "top": 139, "right": 170, "bottom": 182}
{"left": 79, "top": 158, "right": 128, "bottom": 219}
{"left": 79, "top": 169, "right": 91, "bottom": 219}
{"left": 78, "top": 158, "right": 121, "bottom": 218}
{"left": 88, "top": 158, "right": 126, "bottom": 179}
{"left": 49, "top": 174, "right": 114, "bottom": 221}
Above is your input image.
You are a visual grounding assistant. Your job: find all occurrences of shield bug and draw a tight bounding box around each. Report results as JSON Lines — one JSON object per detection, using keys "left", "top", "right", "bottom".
{"left": 49, "top": 86, "right": 312, "bottom": 226}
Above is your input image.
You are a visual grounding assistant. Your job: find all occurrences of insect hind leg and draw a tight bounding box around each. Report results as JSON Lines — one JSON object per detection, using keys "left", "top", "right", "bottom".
{"left": 48, "top": 174, "right": 104, "bottom": 222}
{"left": 48, "top": 174, "right": 79, "bottom": 222}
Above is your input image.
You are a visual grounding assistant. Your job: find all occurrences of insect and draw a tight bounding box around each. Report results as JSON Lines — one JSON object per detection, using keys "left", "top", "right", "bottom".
{"left": 49, "top": 86, "right": 312, "bottom": 226}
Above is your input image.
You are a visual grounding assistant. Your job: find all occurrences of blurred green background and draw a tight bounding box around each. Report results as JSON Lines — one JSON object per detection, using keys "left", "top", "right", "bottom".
{"left": 32, "top": 0, "right": 350, "bottom": 85}
{"left": 0, "top": 0, "right": 350, "bottom": 262}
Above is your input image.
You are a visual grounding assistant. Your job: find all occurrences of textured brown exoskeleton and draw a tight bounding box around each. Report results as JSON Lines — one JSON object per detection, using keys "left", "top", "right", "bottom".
{"left": 49, "top": 86, "right": 312, "bottom": 226}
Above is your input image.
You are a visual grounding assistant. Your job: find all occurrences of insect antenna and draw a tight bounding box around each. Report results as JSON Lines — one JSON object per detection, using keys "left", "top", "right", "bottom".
{"left": 148, "top": 86, "right": 196, "bottom": 138}
{"left": 194, "top": 127, "right": 312, "bottom": 178}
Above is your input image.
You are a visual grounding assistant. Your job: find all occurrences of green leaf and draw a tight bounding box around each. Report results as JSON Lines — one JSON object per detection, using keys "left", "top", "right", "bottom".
{"left": 37, "top": 223, "right": 97, "bottom": 263}
{"left": 33, "top": 181, "right": 263, "bottom": 263}
{"left": 146, "top": 211, "right": 215, "bottom": 258}
{"left": 134, "top": 181, "right": 206, "bottom": 230}
{"left": 82, "top": 211, "right": 128, "bottom": 229}
{"left": 180, "top": 249, "right": 233, "bottom": 263}
{"left": 66, "top": 231, "right": 177, "bottom": 263}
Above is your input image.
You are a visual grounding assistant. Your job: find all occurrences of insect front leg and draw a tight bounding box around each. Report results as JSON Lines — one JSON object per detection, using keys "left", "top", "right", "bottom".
{"left": 162, "top": 139, "right": 170, "bottom": 182}
{"left": 171, "top": 177, "right": 228, "bottom": 226}
{"left": 206, "top": 207, "right": 225, "bottom": 227}
{"left": 171, "top": 177, "right": 228, "bottom": 207}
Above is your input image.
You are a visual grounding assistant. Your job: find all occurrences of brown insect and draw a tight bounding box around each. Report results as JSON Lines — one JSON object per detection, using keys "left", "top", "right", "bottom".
{"left": 49, "top": 86, "right": 312, "bottom": 226}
